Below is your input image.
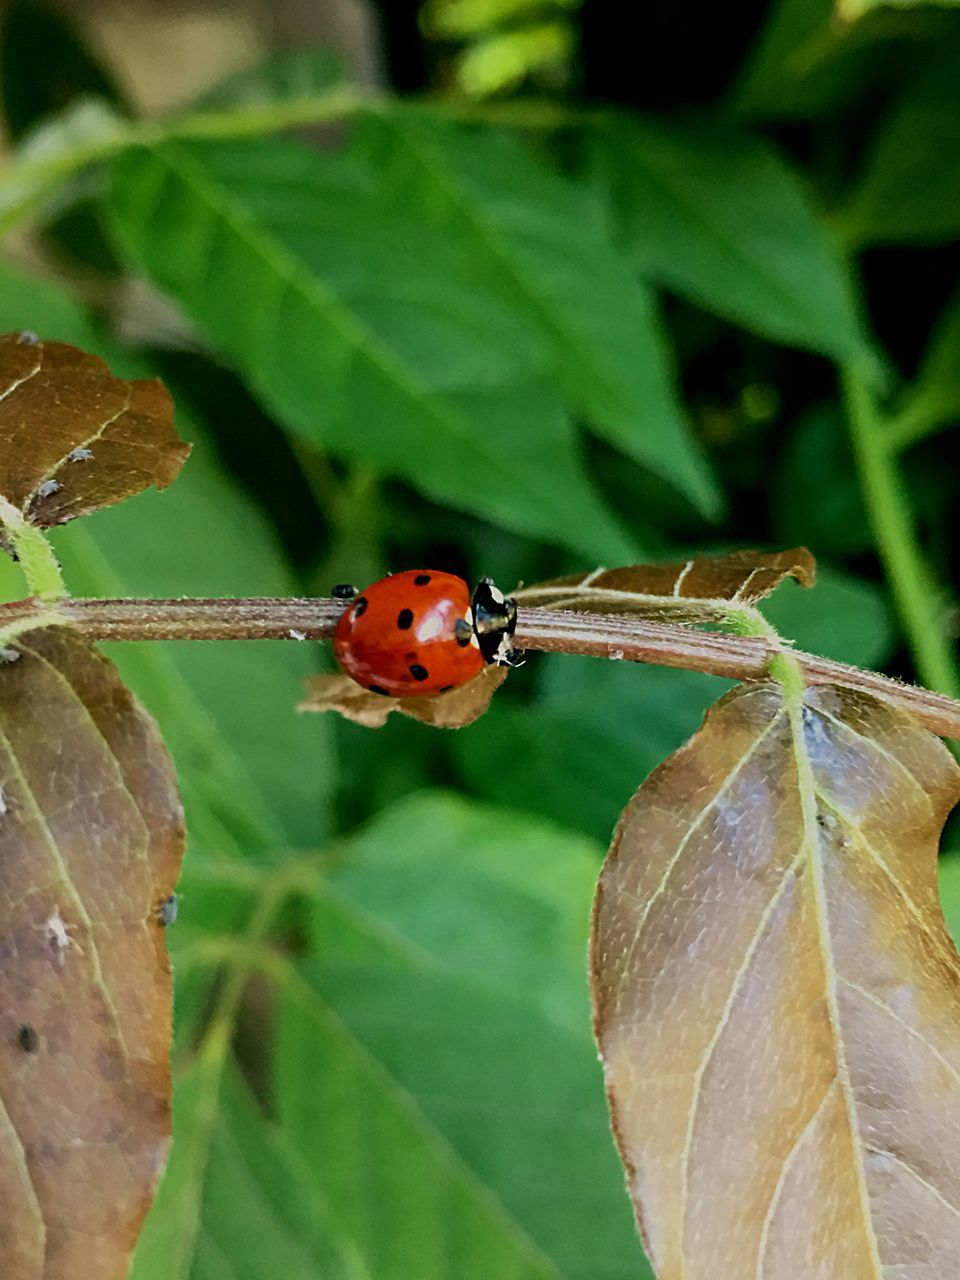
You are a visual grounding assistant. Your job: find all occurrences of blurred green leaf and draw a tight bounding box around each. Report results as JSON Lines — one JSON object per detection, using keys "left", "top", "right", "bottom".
{"left": 422, "top": 0, "right": 582, "bottom": 39}
{"left": 759, "top": 564, "right": 896, "bottom": 667}
{"left": 587, "top": 115, "right": 874, "bottom": 368}
{"left": 843, "top": 52, "right": 960, "bottom": 245}
{"left": 282, "top": 791, "right": 647, "bottom": 1280}
{"left": 771, "top": 403, "right": 872, "bottom": 557}
{"left": 940, "top": 853, "right": 960, "bottom": 944}
{"left": 732, "top": 0, "right": 946, "bottom": 120}
{"left": 356, "top": 113, "right": 720, "bottom": 517}
{"left": 193, "top": 46, "right": 346, "bottom": 112}
{"left": 456, "top": 657, "right": 724, "bottom": 842}
{"left": 107, "top": 138, "right": 634, "bottom": 561}
{"left": 456, "top": 22, "right": 575, "bottom": 95}
{"left": 887, "top": 284, "right": 960, "bottom": 450}
{"left": 132, "top": 1058, "right": 363, "bottom": 1280}
{"left": 0, "top": 260, "right": 332, "bottom": 854}
{"left": 840, "top": 0, "right": 960, "bottom": 18}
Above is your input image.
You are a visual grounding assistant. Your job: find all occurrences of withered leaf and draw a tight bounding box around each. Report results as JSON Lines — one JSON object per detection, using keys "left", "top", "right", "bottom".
{"left": 517, "top": 547, "right": 815, "bottom": 624}
{"left": 299, "top": 665, "right": 508, "bottom": 729}
{"left": 0, "top": 333, "right": 189, "bottom": 528}
{"left": 0, "top": 626, "right": 184, "bottom": 1279}
{"left": 592, "top": 680, "right": 960, "bottom": 1279}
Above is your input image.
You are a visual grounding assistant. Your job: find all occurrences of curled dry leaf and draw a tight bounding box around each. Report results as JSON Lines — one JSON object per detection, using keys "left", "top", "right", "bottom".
{"left": 0, "top": 626, "right": 184, "bottom": 1280}
{"left": 0, "top": 332, "right": 189, "bottom": 528}
{"left": 517, "top": 547, "right": 816, "bottom": 623}
{"left": 299, "top": 665, "right": 508, "bottom": 728}
{"left": 592, "top": 680, "right": 960, "bottom": 1279}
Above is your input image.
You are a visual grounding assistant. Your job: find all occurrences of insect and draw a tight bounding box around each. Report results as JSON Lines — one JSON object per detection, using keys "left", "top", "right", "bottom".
{"left": 332, "top": 571, "right": 519, "bottom": 698}
{"left": 156, "top": 894, "right": 179, "bottom": 928}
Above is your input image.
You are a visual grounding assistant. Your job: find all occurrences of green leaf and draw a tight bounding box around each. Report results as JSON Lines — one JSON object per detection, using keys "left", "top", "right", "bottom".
{"left": 107, "top": 137, "right": 635, "bottom": 561}
{"left": 0, "top": 260, "right": 332, "bottom": 854}
{"left": 887, "top": 283, "right": 960, "bottom": 450}
{"left": 840, "top": 0, "right": 960, "bottom": 18}
{"left": 356, "top": 113, "right": 720, "bottom": 518}
{"left": 587, "top": 115, "right": 874, "bottom": 368}
{"left": 193, "top": 46, "right": 346, "bottom": 112}
{"left": 132, "top": 1059, "right": 364, "bottom": 1280}
{"left": 282, "top": 792, "right": 648, "bottom": 1280}
{"left": 759, "top": 564, "right": 896, "bottom": 668}
{"left": 940, "top": 853, "right": 960, "bottom": 947}
{"left": 771, "top": 403, "right": 872, "bottom": 557}
{"left": 842, "top": 52, "right": 960, "bottom": 246}
{"left": 456, "top": 657, "right": 724, "bottom": 842}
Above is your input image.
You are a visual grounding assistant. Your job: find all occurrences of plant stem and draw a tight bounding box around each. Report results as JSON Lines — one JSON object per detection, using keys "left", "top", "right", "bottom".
{"left": 843, "top": 366, "right": 960, "bottom": 699}
{"left": 4, "top": 593, "right": 960, "bottom": 739}
{"left": 0, "top": 496, "right": 66, "bottom": 600}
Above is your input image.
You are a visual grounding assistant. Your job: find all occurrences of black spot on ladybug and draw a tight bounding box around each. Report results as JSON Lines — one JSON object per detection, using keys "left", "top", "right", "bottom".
{"left": 409, "top": 664, "right": 429, "bottom": 681}
{"left": 369, "top": 684, "right": 391, "bottom": 696}
{"left": 413, "top": 574, "right": 431, "bottom": 586}
{"left": 17, "top": 1024, "right": 39, "bottom": 1053}
{"left": 440, "top": 684, "right": 455, "bottom": 693}
{"left": 332, "top": 583, "right": 359, "bottom": 599}
{"left": 397, "top": 608, "right": 414, "bottom": 630}
{"left": 353, "top": 597, "right": 368, "bottom": 617}
{"left": 454, "top": 618, "right": 472, "bottom": 647}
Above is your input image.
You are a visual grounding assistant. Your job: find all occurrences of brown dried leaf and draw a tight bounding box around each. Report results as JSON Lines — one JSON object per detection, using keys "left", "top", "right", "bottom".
{"left": 299, "top": 665, "right": 508, "bottom": 728}
{"left": 0, "top": 332, "right": 189, "bottom": 527}
{"left": 0, "top": 627, "right": 184, "bottom": 1280}
{"left": 517, "top": 547, "right": 815, "bottom": 623}
{"left": 592, "top": 680, "right": 960, "bottom": 1278}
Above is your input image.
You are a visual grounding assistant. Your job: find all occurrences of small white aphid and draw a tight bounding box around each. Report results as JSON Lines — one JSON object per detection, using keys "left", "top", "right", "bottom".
{"left": 16, "top": 330, "right": 39, "bottom": 346}
{"left": 156, "top": 894, "right": 179, "bottom": 928}
{"left": 36, "top": 479, "right": 61, "bottom": 500}
{"left": 0, "top": 647, "right": 20, "bottom": 664}
{"left": 0, "top": 787, "right": 7, "bottom": 816}
{"left": 45, "top": 910, "right": 80, "bottom": 963}
{"left": 67, "top": 448, "right": 93, "bottom": 463}
{"left": 288, "top": 629, "right": 307, "bottom": 642}
{"left": 608, "top": 649, "right": 625, "bottom": 661}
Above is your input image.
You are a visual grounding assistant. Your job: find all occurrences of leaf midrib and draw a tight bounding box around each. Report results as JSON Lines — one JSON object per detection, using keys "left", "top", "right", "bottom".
{"left": 140, "top": 141, "right": 572, "bottom": 518}
{"left": 786, "top": 691, "right": 885, "bottom": 1278}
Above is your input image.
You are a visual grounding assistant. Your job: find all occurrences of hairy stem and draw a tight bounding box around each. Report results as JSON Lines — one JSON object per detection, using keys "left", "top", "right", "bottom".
{"left": 844, "top": 367, "right": 960, "bottom": 699}
{"left": 0, "top": 497, "right": 66, "bottom": 600}
{"left": 3, "top": 593, "right": 960, "bottom": 739}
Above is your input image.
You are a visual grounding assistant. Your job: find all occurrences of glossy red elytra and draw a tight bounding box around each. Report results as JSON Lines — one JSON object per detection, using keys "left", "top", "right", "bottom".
{"left": 332, "top": 570, "right": 518, "bottom": 697}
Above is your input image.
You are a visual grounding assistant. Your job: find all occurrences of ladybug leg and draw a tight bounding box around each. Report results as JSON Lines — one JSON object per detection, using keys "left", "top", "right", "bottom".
{"left": 454, "top": 618, "right": 474, "bottom": 647}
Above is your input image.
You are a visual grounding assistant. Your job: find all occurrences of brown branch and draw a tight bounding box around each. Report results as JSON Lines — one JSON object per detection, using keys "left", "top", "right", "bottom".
{"left": 3, "top": 595, "right": 960, "bottom": 739}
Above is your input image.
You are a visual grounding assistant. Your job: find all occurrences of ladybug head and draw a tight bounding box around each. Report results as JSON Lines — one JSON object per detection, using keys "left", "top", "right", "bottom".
{"left": 471, "top": 578, "right": 520, "bottom": 666}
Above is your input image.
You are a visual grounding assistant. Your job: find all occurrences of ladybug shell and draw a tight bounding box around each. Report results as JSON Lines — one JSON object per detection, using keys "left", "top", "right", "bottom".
{"left": 333, "top": 570, "right": 484, "bottom": 697}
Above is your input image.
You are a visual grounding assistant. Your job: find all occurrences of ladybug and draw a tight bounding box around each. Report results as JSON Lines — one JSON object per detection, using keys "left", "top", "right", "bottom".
{"left": 332, "top": 571, "right": 518, "bottom": 697}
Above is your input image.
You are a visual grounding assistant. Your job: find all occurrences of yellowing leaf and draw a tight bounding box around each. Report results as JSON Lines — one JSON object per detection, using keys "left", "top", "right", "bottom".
{"left": 0, "top": 627, "right": 184, "bottom": 1279}
{"left": 592, "top": 681, "right": 960, "bottom": 1278}
{"left": 0, "top": 332, "right": 189, "bottom": 528}
{"left": 299, "top": 665, "right": 508, "bottom": 728}
{"left": 518, "top": 547, "right": 815, "bottom": 623}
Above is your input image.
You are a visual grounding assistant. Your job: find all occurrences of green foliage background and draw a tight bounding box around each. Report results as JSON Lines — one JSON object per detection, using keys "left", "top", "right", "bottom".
{"left": 2, "top": 1, "right": 960, "bottom": 1275}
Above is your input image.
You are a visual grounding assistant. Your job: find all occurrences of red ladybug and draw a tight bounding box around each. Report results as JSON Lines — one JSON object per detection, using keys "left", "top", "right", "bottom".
{"left": 332, "top": 571, "right": 518, "bottom": 697}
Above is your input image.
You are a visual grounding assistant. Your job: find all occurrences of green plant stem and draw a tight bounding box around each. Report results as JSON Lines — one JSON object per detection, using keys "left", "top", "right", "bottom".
{"left": 0, "top": 496, "right": 66, "bottom": 599}
{"left": 843, "top": 366, "right": 960, "bottom": 700}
